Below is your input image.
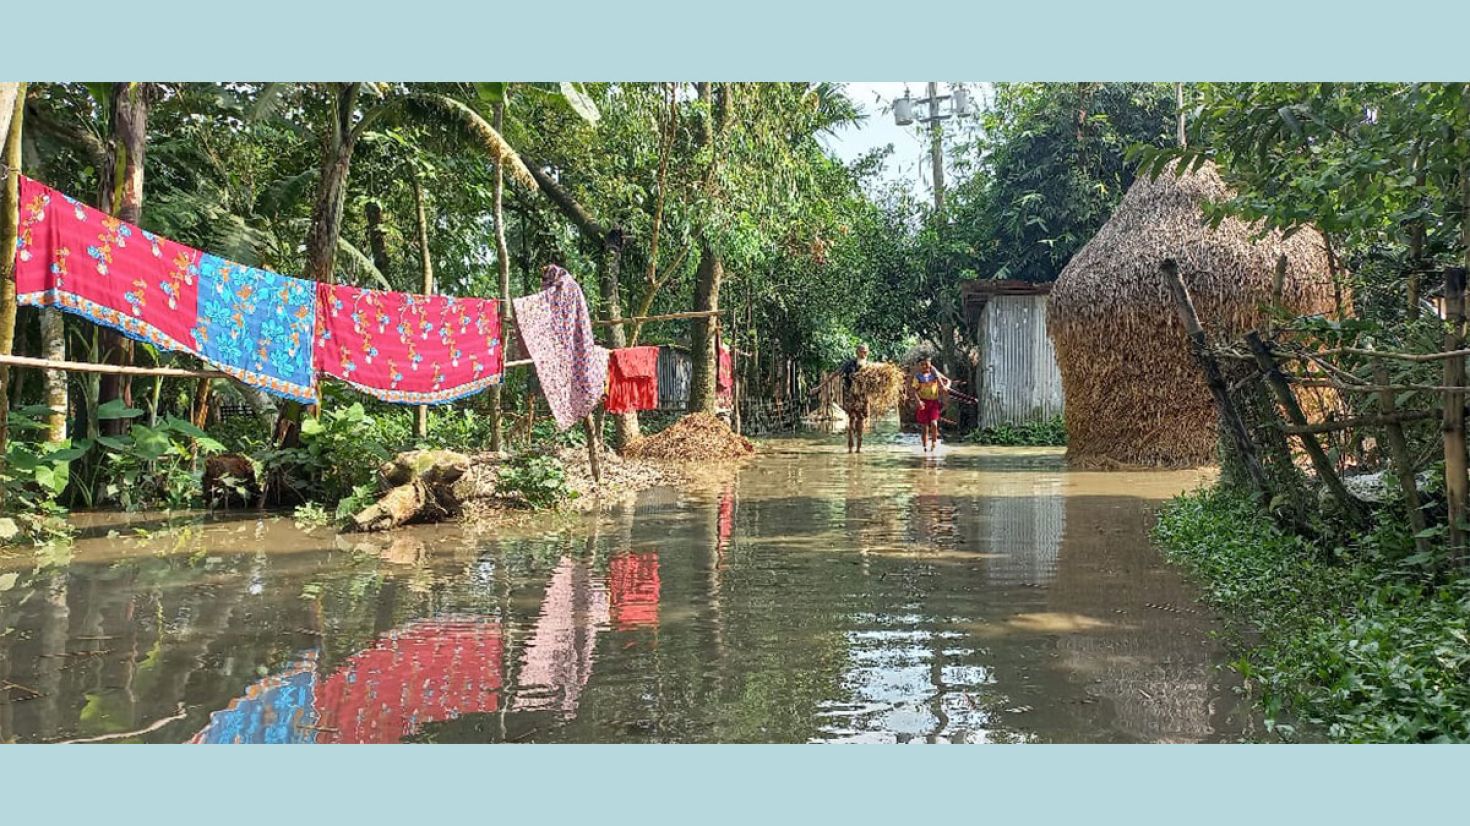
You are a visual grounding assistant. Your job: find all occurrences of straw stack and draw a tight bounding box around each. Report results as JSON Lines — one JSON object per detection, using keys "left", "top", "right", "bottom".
{"left": 622, "top": 412, "right": 755, "bottom": 462}
{"left": 1048, "top": 160, "right": 1339, "bottom": 467}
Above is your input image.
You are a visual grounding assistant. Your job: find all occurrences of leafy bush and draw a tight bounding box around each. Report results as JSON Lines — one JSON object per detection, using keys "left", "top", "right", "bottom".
{"left": 496, "top": 453, "right": 577, "bottom": 509}
{"left": 1155, "top": 485, "right": 1470, "bottom": 742}
{"left": 292, "top": 501, "right": 333, "bottom": 529}
{"left": 963, "top": 415, "right": 1067, "bottom": 446}
{"left": 1, "top": 407, "right": 80, "bottom": 544}
{"left": 257, "top": 403, "right": 389, "bottom": 506}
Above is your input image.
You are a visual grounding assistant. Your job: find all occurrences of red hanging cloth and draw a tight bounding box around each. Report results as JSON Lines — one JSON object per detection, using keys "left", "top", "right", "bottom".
{"left": 605, "top": 346, "right": 660, "bottom": 414}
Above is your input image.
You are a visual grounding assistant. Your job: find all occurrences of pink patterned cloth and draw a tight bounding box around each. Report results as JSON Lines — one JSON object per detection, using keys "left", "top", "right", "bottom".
{"left": 314, "top": 282, "right": 503, "bottom": 405}
{"left": 512, "top": 265, "right": 609, "bottom": 429}
{"left": 14, "top": 175, "right": 201, "bottom": 353}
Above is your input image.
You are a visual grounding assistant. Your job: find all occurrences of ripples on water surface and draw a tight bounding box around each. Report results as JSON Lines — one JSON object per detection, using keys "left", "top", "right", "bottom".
{"left": 0, "top": 437, "right": 1257, "bottom": 743}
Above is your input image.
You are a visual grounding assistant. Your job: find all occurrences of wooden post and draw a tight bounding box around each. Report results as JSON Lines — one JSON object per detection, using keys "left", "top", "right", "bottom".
{"left": 1443, "top": 266, "right": 1468, "bottom": 556}
{"left": 412, "top": 169, "right": 434, "bottom": 441}
{"left": 1375, "top": 362, "right": 1428, "bottom": 551}
{"left": 1245, "top": 331, "right": 1367, "bottom": 524}
{"left": 1161, "top": 259, "right": 1273, "bottom": 503}
{"left": 583, "top": 414, "right": 602, "bottom": 486}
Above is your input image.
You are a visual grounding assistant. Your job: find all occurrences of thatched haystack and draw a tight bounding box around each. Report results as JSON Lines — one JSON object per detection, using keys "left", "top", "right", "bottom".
{"left": 1048, "top": 160, "right": 1338, "bottom": 467}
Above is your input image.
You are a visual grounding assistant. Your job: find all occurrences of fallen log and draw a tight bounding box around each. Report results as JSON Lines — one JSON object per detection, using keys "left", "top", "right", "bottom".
{"left": 350, "top": 449, "right": 472, "bottom": 532}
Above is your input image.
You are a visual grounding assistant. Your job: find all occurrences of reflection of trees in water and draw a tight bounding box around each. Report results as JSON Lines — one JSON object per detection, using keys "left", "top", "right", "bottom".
{"left": 1045, "top": 495, "right": 1242, "bottom": 743}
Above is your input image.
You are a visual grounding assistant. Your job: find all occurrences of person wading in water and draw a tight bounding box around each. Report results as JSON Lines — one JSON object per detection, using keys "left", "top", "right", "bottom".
{"left": 840, "top": 344, "right": 871, "bottom": 453}
{"left": 908, "top": 355, "right": 951, "bottom": 453}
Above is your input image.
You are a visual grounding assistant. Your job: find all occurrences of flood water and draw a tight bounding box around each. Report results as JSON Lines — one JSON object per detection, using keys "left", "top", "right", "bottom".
{"left": 0, "top": 435, "right": 1258, "bottom": 744}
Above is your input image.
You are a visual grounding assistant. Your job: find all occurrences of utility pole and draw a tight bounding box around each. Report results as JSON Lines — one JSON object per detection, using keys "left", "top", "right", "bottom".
{"left": 928, "top": 82, "right": 945, "bottom": 213}
{"left": 895, "top": 83, "right": 974, "bottom": 215}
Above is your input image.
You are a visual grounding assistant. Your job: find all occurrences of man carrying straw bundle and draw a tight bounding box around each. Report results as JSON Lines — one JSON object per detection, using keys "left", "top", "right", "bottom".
{"left": 839, "top": 344, "right": 871, "bottom": 453}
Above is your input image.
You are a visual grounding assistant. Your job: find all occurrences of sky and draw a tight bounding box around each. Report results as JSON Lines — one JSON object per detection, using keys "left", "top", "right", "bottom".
{"left": 823, "top": 82, "right": 988, "bottom": 201}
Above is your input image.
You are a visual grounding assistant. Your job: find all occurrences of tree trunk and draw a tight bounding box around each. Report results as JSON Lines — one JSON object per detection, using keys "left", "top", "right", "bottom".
{"left": 365, "top": 199, "right": 391, "bottom": 278}
{"left": 0, "top": 84, "right": 26, "bottom": 461}
{"left": 305, "top": 152, "right": 352, "bottom": 284}
{"left": 282, "top": 84, "right": 361, "bottom": 448}
{"left": 489, "top": 101, "right": 511, "bottom": 454}
{"left": 303, "top": 83, "right": 361, "bottom": 285}
{"left": 598, "top": 227, "right": 639, "bottom": 446}
{"left": 40, "top": 305, "right": 66, "bottom": 441}
{"left": 412, "top": 171, "right": 434, "bottom": 439}
{"left": 99, "top": 83, "right": 148, "bottom": 437}
{"left": 688, "top": 239, "right": 722, "bottom": 414}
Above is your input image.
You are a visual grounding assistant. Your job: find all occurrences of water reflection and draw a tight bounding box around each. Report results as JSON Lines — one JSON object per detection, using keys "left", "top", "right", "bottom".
{"left": 0, "top": 440, "right": 1249, "bottom": 743}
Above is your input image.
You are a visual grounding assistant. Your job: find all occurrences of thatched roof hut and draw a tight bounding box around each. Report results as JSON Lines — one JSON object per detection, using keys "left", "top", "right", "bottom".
{"left": 1048, "top": 161, "right": 1338, "bottom": 467}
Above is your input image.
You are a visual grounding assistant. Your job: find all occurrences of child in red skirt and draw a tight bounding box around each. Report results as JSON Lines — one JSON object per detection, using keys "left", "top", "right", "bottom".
{"left": 909, "top": 356, "right": 951, "bottom": 452}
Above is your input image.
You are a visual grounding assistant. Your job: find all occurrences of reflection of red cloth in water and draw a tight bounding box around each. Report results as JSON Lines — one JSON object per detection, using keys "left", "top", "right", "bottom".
{"left": 313, "top": 618, "right": 503, "bottom": 744}
{"left": 605, "top": 346, "right": 660, "bottom": 414}
{"left": 516, "top": 558, "right": 608, "bottom": 717}
{"left": 609, "top": 553, "right": 660, "bottom": 630}
{"left": 716, "top": 489, "right": 735, "bottom": 555}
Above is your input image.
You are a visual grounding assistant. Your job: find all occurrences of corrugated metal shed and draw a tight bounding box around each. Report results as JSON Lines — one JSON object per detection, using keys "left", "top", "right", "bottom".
{"left": 962, "top": 282, "right": 1066, "bottom": 428}
{"left": 657, "top": 346, "right": 692, "bottom": 410}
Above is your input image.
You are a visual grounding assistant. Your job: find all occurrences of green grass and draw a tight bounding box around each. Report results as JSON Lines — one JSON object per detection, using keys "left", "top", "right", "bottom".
{"left": 1154, "top": 486, "right": 1470, "bottom": 742}
{"left": 961, "top": 415, "right": 1067, "bottom": 446}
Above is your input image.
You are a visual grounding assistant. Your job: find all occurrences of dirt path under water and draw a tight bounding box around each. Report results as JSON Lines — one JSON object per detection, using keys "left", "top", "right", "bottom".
{"left": 0, "top": 434, "right": 1260, "bottom": 743}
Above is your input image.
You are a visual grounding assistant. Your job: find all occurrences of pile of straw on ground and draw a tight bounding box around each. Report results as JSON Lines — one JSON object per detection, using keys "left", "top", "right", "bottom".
{"left": 847, "top": 362, "right": 906, "bottom": 416}
{"left": 1048, "top": 160, "right": 1340, "bottom": 467}
{"left": 621, "top": 412, "right": 755, "bottom": 462}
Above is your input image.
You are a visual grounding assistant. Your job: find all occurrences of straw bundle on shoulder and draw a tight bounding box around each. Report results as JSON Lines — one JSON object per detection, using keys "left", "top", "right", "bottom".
{"left": 1048, "top": 160, "right": 1339, "bottom": 468}
{"left": 846, "top": 362, "right": 905, "bottom": 416}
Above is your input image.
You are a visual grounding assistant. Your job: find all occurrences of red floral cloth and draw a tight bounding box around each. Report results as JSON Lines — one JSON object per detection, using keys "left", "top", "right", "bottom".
{"left": 605, "top": 346, "right": 660, "bottom": 414}
{"left": 315, "top": 282, "right": 502, "bottom": 405}
{"left": 14, "top": 176, "right": 201, "bottom": 353}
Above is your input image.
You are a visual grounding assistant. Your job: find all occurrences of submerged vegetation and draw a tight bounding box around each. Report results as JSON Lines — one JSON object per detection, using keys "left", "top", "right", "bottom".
{"left": 1156, "top": 487, "right": 1470, "bottom": 743}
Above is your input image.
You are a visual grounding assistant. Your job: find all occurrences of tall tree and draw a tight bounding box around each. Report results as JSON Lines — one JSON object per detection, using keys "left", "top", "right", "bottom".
{"left": 0, "top": 83, "right": 27, "bottom": 459}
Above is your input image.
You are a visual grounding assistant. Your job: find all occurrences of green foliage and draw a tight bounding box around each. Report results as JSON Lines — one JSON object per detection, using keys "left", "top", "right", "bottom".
{"left": 496, "top": 453, "right": 577, "bottom": 509}
{"left": 962, "top": 415, "right": 1067, "bottom": 446}
{"left": 261, "top": 403, "right": 390, "bottom": 506}
{"left": 1, "top": 408, "right": 79, "bottom": 544}
{"left": 292, "top": 501, "right": 333, "bottom": 529}
{"left": 952, "top": 82, "right": 1176, "bottom": 284}
{"left": 1155, "top": 486, "right": 1470, "bottom": 742}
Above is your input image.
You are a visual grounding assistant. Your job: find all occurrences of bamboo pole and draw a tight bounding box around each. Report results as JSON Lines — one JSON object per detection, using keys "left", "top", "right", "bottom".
{"left": 1245, "top": 331, "right": 1367, "bottom": 524}
{"left": 1375, "top": 363, "right": 1429, "bottom": 552}
{"left": 1161, "top": 259, "right": 1274, "bottom": 503}
{"left": 0, "top": 353, "right": 229, "bottom": 379}
{"left": 1278, "top": 409, "right": 1436, "bottom": 435}
{"left": 1442, "top": 266, "right": 1468, "bottom": 556}
{"left": 592, "top": 309, "right": 720, "bottom": 327}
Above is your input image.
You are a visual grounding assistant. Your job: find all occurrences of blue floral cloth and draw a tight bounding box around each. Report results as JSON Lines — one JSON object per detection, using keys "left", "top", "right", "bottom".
{"left": 192, "top": 254, "right": 318, "bottom": 402}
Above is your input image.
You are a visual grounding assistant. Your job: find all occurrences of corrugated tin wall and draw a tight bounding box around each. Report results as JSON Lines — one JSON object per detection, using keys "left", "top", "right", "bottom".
{"left": 657, "top": 347, "right": 692, "bottom": 410}
{"left": 975, "top": 294, "right": 1065, "bottom": 428}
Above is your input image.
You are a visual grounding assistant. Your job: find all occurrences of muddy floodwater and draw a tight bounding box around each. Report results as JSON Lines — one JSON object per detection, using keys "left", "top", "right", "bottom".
{"left": 0, "top": 434, "right": 1258, "bottom": 744}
